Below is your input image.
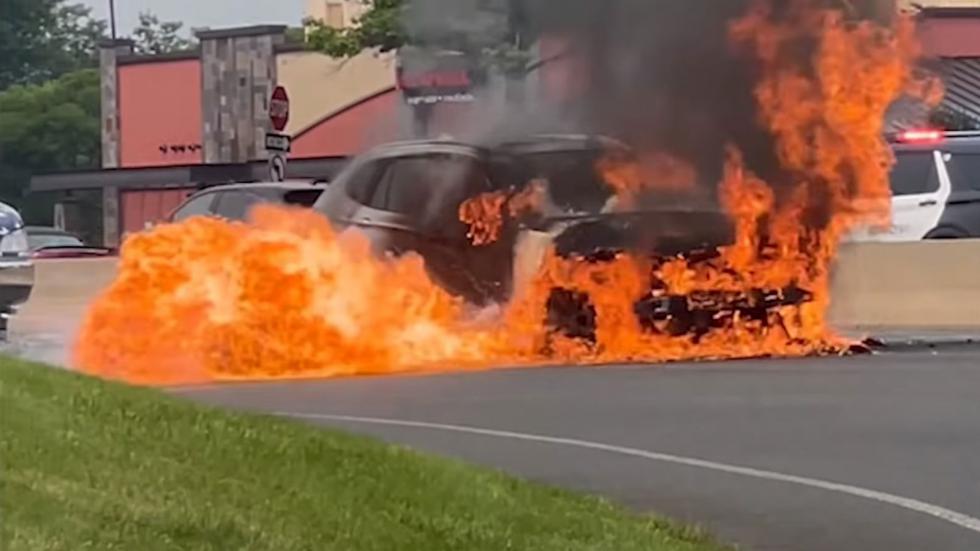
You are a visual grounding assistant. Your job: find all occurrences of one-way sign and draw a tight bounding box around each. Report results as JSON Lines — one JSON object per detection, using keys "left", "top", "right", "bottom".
{"left": 265, "top": 132, "right": 292, "bottom": 153}
{"left": 269, "top": 154, "right": 287, "bottom": 182}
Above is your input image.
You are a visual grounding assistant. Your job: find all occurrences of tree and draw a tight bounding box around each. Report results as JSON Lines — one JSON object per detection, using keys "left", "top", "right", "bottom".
{"left": 0, "top": 0, "right": 106, "bottom": 90}
{"left": 50, "top": 2, "right": 109, "bottom": 72}
{"left": 0, "top": 0, "right": 59, "bottom": 89}
{"left": 0, "top": 69, "right": 101, "bottom": 218}
{"left": 305, "top": 0, "right": 530, "bottom": 75}
{"left": 305, "top": 0, "right": 406, "bottom": 57}
{"left": 131, "top": 12, "right": 195, "bottom": 55}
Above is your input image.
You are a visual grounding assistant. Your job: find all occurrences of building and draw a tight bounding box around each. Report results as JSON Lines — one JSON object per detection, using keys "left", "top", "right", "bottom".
{"left": 34, "top": 25, "right": 403, "bottom": 246}
{"left": 912, "top": 4, "right": 980, "bottom": 129}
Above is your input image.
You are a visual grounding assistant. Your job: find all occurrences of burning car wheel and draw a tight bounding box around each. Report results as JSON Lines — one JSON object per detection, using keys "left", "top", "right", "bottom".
{"left": 543, "top": 265, "right": 814, "bottom": 344}
{"left": 546, "top": 288, "right": 598, "bottom": 343}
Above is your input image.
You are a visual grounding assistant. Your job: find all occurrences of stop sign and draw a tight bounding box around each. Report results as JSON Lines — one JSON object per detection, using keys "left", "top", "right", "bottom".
{"left": 269, "top": 86, "right": 290, "bottom": 132}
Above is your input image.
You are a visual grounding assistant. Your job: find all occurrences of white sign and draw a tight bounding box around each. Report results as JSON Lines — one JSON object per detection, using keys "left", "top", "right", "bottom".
{"left": 265, "top": 132, "right": 291, "bottom": 153}
{"left": 269, "top": 154, "right": 287, "bottom": 182}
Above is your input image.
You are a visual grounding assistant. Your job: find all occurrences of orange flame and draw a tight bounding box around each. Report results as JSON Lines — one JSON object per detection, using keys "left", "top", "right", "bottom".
{"left": 459, "top": 192, "right": 507, "bottom": 246}
{"left": 459, "top": 180, "right": 548, "bottom": 246}
{"left": 75, "top": 1, "right": 934, "bottom": 385}
{"left": 597, "top": 151, "right": 698, "bottom": 207}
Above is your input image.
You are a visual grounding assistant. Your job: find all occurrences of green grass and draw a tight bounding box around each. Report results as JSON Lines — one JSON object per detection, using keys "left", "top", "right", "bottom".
{"left": 0, "top": 357, "right": 730, "bottom": 551}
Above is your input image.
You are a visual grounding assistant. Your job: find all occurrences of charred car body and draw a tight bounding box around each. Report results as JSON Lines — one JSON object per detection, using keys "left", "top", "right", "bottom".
{"left": 314, "top": 135, "right": 810, "bottom": 341}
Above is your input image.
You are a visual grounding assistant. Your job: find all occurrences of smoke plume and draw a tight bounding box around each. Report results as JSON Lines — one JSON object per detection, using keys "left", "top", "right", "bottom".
{"left": 401, "top": 0, "right": 899, "bottom": 196}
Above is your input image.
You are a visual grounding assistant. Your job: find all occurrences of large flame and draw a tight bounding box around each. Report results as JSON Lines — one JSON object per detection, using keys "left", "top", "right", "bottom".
{"left": 459, "top": 180, "right": 547, "bottom": 246}
{"left": 597, "top": 152, "right": 698, "bottom": 207}
{"left": 75, "top": 0, "right": 934, "bottom": 385}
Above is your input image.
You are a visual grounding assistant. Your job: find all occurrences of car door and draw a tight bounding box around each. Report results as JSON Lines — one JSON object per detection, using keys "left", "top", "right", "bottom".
{"left": 847, "top": 149, "right": 953, "bottom": 243}
{"left": 339, "top": 153, "right": 508, "bottom": 303}
{"left": 386, "top": 154, "right": 513, "bottom": 303}
{"left": 888, "top": 150, "right": 952, "bottom": 241}
{"left": 937, "top": 151, "right": 980, "bottom": 238}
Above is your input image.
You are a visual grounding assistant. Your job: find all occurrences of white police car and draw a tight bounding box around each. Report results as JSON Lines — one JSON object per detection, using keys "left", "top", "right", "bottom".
{"left": 850, "top": 129, "right": 980, "bottom": 242}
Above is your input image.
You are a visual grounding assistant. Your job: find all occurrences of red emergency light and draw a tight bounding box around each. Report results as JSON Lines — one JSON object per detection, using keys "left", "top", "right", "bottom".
{"left": 895, "top": 129, "right": 944, "bottom": 143}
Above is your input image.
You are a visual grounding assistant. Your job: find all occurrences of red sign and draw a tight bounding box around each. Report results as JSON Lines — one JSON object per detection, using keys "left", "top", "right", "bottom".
{"left": 269, "top": 86, "right": 290, "bottom": 132}
{"left": 397, "top": 70, "right": 472, "bottom": 91}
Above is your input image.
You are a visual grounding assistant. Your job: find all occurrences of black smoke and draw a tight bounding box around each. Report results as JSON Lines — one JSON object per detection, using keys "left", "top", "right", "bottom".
{"left": 402, "top": 0, "right": 897, "bottom": 195}
{"left": 526, "top": 0, "right": 896, "bottom": 189}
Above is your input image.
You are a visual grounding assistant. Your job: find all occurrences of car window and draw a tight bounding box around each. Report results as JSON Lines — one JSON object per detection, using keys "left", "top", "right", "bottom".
{"left": 346, "top": 161, "right": 386, "bottom": 205}
{"left": 369, "top": 154, "right": 484, "bottom": 218}
{"left": 522, "top": 150, "right": 611, "bottom": 212}
{"left": 214, "top": 191, "right": 264, "bottom": 221}
{"left": 890, "top": 152, "right": 939, "bottom": 196}
{"left": 944, "top": 153, "right": 980, "bottom": 191}
{"left": 171, "top": 193, "right": 216, "bottom": 222}
{"left": 283, "top": 189, "right": 323, "bottom": 207}
{"left": 28, "top": 233, "right": 84, "bottom": 251}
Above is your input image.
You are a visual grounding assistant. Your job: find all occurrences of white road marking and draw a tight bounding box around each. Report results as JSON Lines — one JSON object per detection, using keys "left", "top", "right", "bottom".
{"left": 281, "top": 412, "right": 980, "bottom": 537}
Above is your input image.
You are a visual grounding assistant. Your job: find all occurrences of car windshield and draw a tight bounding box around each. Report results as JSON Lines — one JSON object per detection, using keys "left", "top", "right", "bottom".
{"left": 28, "top": 233, "right": 84, "bottom": 251}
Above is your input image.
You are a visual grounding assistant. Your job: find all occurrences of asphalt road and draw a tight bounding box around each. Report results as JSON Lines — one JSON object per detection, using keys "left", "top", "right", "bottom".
{"left": 173, "top": 348, "right": 980, "bottom": 550}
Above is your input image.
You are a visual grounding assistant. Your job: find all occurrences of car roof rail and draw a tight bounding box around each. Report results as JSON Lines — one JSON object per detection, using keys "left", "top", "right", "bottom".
{"left": 943, "top": 130, "right": 980, "bottom": 139}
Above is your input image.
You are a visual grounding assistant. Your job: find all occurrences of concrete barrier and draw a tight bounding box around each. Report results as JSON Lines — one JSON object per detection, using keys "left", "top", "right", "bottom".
{"left": 829, "top": 240, "right": 980, "bottom": 331}
{"left": 21, "top": 257, "right": 119, "bottom": 313}
{"left": 10, "top": 241, "right": 980, "bottom": 343}
{"left": 9, "top": 257, "right": 119, "bottom": 362}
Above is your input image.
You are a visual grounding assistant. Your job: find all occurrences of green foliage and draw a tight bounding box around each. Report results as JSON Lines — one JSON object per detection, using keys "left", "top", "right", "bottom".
{"left": 131, "top": 12, "right": 196, "bottom": 55}
{"left": 0, "top": 70, "right": 101, "bottom": 212}
{"left": 305, "top": 0, "right": 530, "bottom": 75}
{"left": 49, "top": 2, "right": 109, "bottom": 73}
{"left": 305, "top": 0, "right": 407, "bottom": 58}
{"left": 0, "top": 0, "right": 59, "bottom": 89}
{"left": 0, "top": 0, "right": 105, "bottom": 90}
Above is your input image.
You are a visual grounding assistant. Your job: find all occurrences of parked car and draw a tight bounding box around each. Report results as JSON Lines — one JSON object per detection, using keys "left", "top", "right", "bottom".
{"left": 0, "top": 202, "right": 34, "bottom": 338}
{"left": 314, "top": 135, "right": 806, "bottom": 340}
{"left": 25, "top": 227, "right": 113, "bottom": 259}
{"left": 168, "top": 181, "right": 328, "bottom": 224}
{"left": 849, "top": 129, "right": 980, "bottom": 242}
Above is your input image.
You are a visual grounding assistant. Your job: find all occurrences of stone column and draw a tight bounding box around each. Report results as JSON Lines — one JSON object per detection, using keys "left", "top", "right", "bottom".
{"left": 198, "top": 26, "right": 287, "bottom": 165}
{"left": 99, "top": 38, "right": 134, "bottom": 169}
{"left": 98, "top": 38, "right": 134, "bottom": 248}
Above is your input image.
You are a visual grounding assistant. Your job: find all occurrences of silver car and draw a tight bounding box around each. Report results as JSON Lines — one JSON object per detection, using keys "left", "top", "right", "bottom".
{"left": 0, "top": 202, "right": 35, "bottom": 338}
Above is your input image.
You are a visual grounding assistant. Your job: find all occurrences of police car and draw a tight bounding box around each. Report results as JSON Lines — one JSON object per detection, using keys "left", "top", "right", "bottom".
{"left": 850, "top": 129, "right": 980, "bottom": 242}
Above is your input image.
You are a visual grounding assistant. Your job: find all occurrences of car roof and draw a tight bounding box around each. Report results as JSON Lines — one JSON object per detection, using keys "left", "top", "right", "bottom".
{"left": 491, "top": 134, "right": 631, "bottom": 154}
{"left": 191, "top": 181, "right": 327, "bottom": 195}
{"left": 357, "top": 134, "right": 631, "bottom": 161}
{"left": 360, "top": 139, "right": 485, "bottom": 159}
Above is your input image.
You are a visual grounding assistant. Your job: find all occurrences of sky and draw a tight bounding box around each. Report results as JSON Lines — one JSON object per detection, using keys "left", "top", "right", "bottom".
{"left": 78, "top": 0, "right": 306, "bottom": 36}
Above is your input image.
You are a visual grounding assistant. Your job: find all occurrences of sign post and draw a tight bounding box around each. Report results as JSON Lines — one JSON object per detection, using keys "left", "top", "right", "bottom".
{"left": 267, "top": 86, "right": 291, "bottom": 182}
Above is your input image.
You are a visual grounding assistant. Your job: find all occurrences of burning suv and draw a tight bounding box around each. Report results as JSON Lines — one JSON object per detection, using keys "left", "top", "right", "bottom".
{"left": 315, "top": 135, "right": 810, "bottom": 340}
